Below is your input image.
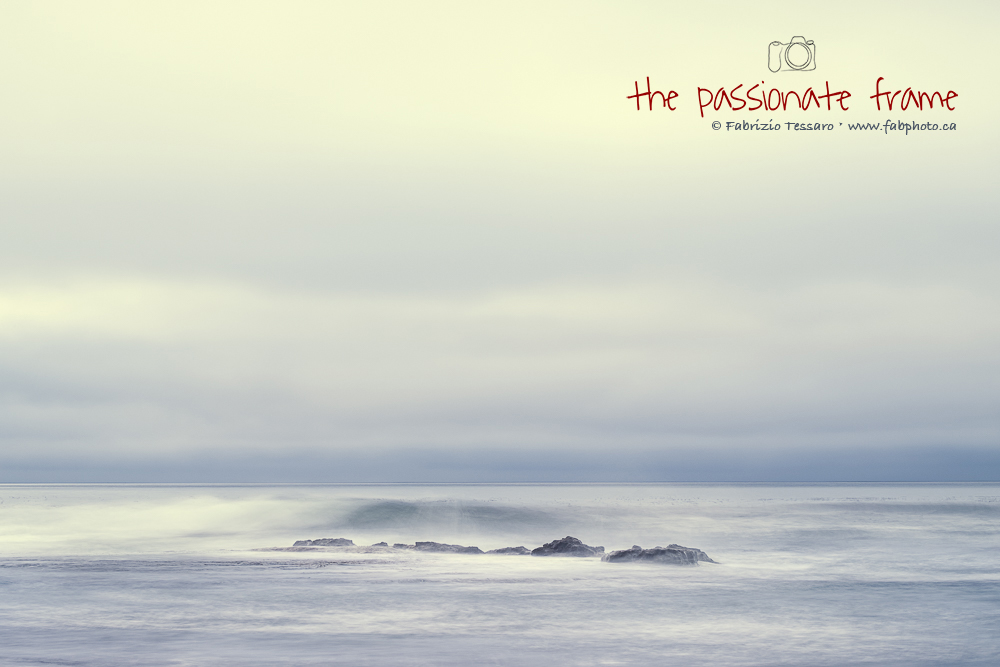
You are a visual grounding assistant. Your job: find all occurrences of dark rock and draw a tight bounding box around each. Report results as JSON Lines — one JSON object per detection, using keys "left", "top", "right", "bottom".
{"left": 601, "top": 544, "right": 717, "bottom": 565}
{"left": 486, "top": 546, "right": 531, "bottom": 555}
{"left": 390, "top": 541, "right": 482, "bottom": 553}
{"left": 413, "top": 541, "right": 483, "bottom": 554}
{"left": 292, "top": 538, "right": 355, "bottom": 547}
{"left": 531, "top": 536, "right": 604, "bottom": 557}
{"left": 370, "top": 542, "right": 388, "bottom": 547}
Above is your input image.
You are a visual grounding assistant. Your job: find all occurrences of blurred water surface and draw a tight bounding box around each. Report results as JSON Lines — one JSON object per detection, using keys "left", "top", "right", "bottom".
{"left": 1, "top": 483, "right": 998, "bottom": 666}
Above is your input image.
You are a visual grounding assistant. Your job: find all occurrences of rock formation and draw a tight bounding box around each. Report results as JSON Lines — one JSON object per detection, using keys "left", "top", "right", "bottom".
{"left": 285, "top": 535, "right": 717, "bottom": 565}
{"left": 601, "top": 544, "right": 717, "bottom": 564}
{"left": 393, "top": 541, "right": 484, "bottom": 554}
{"left": 531, "top": 536, "right": 604, "bottom": 557}
{"left": 292, "top": 538, "right": 355, "bottom": 547}
{"left": 486, "top": 546, "right": 531, "bottom": 555}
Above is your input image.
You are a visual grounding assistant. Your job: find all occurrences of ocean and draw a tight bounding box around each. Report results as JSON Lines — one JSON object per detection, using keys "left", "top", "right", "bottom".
{"left": 1, "top": 483, "right": 998, "bottom": 666}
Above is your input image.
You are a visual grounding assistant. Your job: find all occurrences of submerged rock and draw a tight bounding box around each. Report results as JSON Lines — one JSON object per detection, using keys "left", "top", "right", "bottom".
{"left": 531, "top": 536, "right": 604, "bottom": 557}
{"left": 486, "top": 546, "right": 531, "bottom": 555}
{"left": 292, "top": 538, "right": 355, "bottom": 547}
{"left": 391, "top": 541, "right": 484, "bottom": 554}
{"left": 601, "top": 544, "right": 717, "bottom": 565}
{"left": 414, "top": 541, "right": 484, "bottom": 554}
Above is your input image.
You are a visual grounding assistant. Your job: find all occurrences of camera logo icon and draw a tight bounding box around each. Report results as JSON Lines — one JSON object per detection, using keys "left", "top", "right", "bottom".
{"left": 768, "top": 36, "right": 816, "bottom": 72}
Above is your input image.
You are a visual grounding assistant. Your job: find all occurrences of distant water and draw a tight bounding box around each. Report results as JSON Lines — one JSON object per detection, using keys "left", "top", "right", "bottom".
{"left": 1, "top": 483, "right": 998, "bottom": 666}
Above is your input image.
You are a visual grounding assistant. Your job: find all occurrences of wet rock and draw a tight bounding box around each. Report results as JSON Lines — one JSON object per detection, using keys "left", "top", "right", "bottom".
{"left": 601, "top": 544, "right": 717, "bottom": 565}
{"left": 486, "top": 546, "right": 531, "bottom": 555}
{"left": 370, "top": 542, "right": 388, "bottom": 547}
{"left": 292, "top": 538, "right": 355, "bottom": 547}
{"left": 390, "top": 541, "right": 483, "bottom": 553}
{"left": 414, "top": 541, "right": 484, "bottom": 554}
{"left": 531, "top": 536, "right": 604, "bottom": 557}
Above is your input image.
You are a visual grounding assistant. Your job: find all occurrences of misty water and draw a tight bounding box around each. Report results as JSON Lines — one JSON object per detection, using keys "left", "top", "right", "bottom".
{"left": 1, "top": 483, "right": 998, "bottom": 666}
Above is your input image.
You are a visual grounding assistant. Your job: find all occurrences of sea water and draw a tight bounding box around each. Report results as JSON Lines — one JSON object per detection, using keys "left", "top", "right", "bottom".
{"left": 0, "top": 483, "right": 998, "bottom": 666}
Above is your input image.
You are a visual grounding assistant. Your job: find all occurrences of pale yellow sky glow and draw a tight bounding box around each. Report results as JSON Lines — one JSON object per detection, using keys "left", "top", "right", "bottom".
{"left": 0, "top": 1, "right": 997, "bottom": 480}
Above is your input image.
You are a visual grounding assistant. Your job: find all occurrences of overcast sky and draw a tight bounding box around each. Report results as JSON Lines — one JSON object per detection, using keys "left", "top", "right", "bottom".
{"left": 1, "top": 1, "right": 998, "bottom": 482}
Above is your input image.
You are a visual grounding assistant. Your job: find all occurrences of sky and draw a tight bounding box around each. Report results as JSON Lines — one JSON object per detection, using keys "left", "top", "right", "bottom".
{"left": 1, "top": 1, "right": 998, "bottom": 482}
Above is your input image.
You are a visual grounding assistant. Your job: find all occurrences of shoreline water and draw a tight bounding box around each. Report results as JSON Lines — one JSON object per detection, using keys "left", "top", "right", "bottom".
{"left": 2, "top": 483, "right": 998, "bottom": 665}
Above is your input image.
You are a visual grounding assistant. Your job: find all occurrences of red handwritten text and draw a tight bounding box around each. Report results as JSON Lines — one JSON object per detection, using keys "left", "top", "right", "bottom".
{"left": 627, "top": 77, "right": 679, "bottom": 111}
{"left": 697, "top": 82, "right": 851, "bottom": 117}
{"left": 870, "top": 77, "right": 957, "bottom": 111}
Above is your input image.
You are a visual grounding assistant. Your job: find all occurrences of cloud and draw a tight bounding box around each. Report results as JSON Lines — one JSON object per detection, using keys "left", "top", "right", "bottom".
{"left": 0, "top": 1, "right": 997, "bottom": 480}
{"left": 0, "top": 275, "right": 996, "bottom": 470}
